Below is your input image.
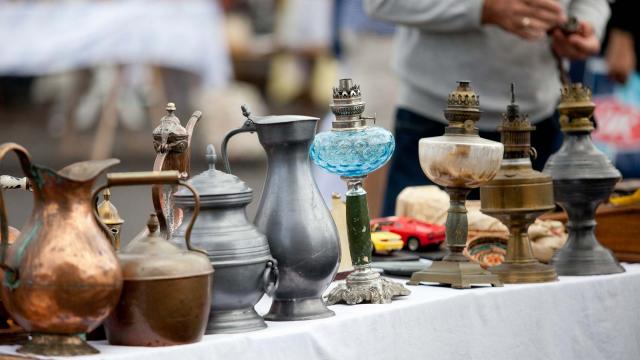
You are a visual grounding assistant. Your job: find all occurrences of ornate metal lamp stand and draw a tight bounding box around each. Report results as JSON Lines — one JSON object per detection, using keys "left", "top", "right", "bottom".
{"left": 543, "top": 84, "right": 624, "bottom": 275}
{"left": 407, "top": 81, "right": 504, "bottom": 289}
{"left": 480, "top": 85, "right": 558, "bottom": 283}
{"left": 311, "top": 78, "right": 410, "bottom": 304}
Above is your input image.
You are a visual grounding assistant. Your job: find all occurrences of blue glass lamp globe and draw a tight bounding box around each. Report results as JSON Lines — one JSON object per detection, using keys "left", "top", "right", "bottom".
{"left": 310, "top": 126, "right": 395, "bottom": 178}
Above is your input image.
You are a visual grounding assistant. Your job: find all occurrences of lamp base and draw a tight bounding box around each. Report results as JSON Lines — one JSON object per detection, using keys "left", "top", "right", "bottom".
{"left": 265, "top": 297, "right": 334, "bottom": 321}
{"left": 18, "top": 333, "right": 99, "bottom": 356}
{"left": 326, "top": 268, "right": 410, "bottom": 305}
{"left": 407, "top": 261, "right": 503, "bottom": 289}
{"left": 552, "top": 245, "right": 624, "bottom": 276}
{"left": 490, "top": 260, "right": 558, "bottom": 283}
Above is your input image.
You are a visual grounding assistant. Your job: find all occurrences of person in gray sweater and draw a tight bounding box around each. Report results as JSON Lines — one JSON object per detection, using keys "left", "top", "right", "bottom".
{"left": 363, "top": 0, "right": 610, "bottom": 216}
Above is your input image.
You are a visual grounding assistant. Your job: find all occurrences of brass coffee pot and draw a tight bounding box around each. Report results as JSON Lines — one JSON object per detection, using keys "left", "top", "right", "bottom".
{"left": 480, "top": 85, "right": 558, "bottom": 283}
{"left": 152, "top": 103, "right": 202, "bottom": 236}
{"left": 0, "top": 143, "right": 122, "bottom": 356}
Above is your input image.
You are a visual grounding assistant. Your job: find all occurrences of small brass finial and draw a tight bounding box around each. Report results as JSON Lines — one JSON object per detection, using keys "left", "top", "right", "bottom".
{"left": 147, "top": 213, "right": 160, "bottom": 234}
{"left": 166, "top": 102, "right": 176, "bottom": 112}
{"left": 103, "top": 188, "right": 111, "bottom": 200}
{"left": 206, "top": 144, "right": 217, "bottom": 171}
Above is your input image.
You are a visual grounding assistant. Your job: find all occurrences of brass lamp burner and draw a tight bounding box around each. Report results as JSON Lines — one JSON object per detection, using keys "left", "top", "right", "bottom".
{"left": 480, "top": 85, "right": 558, "bottom": 283}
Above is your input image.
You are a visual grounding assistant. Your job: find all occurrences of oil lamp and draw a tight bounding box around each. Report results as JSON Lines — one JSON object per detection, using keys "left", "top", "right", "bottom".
{"left": 310, "top": 78, "right": 410, "bottom": 304}
{"left": 480, "top": 85, "right": 558, "bottom": 283}
{"left": 97, "top": 188, "right": 125, "bottom": 250}
{"left": 407, "top": 81, "right": 504, "bottom": 289}
{"left": 543, "top": 83, "right": 624, "bottom": 275}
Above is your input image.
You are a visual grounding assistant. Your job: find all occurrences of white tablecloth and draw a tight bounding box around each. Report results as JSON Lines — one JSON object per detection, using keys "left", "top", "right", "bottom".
{"left": 0, "top": 0, "right": 231, "bottom": 87}
{"left": 2, "top": 264, "right": 639, "bottom": 360}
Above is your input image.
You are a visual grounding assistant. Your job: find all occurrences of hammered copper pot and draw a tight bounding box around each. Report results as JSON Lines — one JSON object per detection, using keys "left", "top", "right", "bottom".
{"left": 102, "top": 172, "right": 213, "bottom": 347}
{"left": 0, "top": 143, "right": 123, "bottom": 355}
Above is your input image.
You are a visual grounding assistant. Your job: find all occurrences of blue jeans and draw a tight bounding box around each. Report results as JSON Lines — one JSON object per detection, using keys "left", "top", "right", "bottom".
{"left": 381, "top": 108, "right": 563, "bottom": 216}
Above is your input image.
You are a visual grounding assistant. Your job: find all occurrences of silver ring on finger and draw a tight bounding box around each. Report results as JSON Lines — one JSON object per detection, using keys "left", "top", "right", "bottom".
{"left": 521, "top": 17, "right": 531, "bottom": 28}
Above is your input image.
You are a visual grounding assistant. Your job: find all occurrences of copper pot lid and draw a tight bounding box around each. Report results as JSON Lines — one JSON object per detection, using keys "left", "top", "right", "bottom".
{"left": 119, "top": 214, "right": 213, "bottom": 281}
{"left": 175, "top": 145, "right": 252, "bottom": 206}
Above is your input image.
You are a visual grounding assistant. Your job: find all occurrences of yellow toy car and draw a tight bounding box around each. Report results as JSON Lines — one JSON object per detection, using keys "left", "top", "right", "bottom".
{"left": 370, "top": 231, "right": 404, "bottom": 255}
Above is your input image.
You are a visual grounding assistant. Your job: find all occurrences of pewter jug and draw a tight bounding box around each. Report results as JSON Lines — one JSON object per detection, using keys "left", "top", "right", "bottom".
{"left": 0, "top": 143, "right": 122, "bottom": 356}
{"left": 173, "top": 145, "right": 277, "bottom": 333}
{"left": 222, "top": 107, "right": 340, "bottom": 321}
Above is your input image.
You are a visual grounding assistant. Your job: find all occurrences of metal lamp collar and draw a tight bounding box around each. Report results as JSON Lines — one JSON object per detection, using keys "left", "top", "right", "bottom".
{"left": 330, "top": 78, "right": 371, "bottom": 131}
{"left": 558, "top": 83, "right": 596, "bottom": 133}
{"left": 443, "top": 80, "right": 481, "bottom": 136}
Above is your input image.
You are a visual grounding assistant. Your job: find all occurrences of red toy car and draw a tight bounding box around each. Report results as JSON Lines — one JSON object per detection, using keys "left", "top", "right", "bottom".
{"left": 370, "top": 216, "right": 446, "bottom": 251}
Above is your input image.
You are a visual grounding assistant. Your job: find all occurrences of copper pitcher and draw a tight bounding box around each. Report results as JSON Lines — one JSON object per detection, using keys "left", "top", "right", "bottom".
{"left": 0, "top": 143, "right": 122, "bottom": 356}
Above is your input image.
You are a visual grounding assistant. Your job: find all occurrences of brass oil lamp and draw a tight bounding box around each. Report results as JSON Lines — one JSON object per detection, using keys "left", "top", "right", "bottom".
{"left": 480, "top": 85, "right": 558, "bottom": 283}
{"left": 408, "top": 81, "right": 504, "bottom": 289}
{"left": 543, "top": 84, "right": 624, "bottom": 275}
{"left": 97, "top": 188, "right": 125, "bottom": 250}
{"left": 310, "top": 78, "right": 410, "bottom": 304}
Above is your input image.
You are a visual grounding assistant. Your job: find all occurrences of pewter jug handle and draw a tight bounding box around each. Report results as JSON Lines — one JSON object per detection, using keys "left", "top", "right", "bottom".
{"left": 92, "top": 170, "right": 207, "bottom": 256}
{"left": 0, "top": 143, "right": 34, "bottom": 276}
{"left": 221, "top": 105, "right": 257, "bottom": 173}
{"left": 262, "top": 259, "right": 279, "bottom": 296}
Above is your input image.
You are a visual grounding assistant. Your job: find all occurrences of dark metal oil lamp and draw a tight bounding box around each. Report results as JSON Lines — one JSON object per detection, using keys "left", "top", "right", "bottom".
{"left": 310, "top": 78, "right": 410, "bottom": 304}
{"left": 407, "top": 81, "right": 504, "bottom": 289}
{"left": 480, "top": 85, "right": 558, "bottom": 283}
{"left": 543, "top": 84, "right": 624, "bottom": 276}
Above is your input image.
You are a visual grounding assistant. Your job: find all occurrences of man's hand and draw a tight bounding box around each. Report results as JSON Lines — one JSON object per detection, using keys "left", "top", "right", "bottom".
{"left": 482, "top": 0, "right": 567, "bottom": 40}
{"left": 605, "top": 29, "right": 636, "bottom": 84}
{"left": 551, "top": 21, "right": 600, "bottom": 60}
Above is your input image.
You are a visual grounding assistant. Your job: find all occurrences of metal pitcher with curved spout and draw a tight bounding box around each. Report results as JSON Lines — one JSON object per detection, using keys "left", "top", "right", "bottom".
{"left": 0, "top": 143, "right": 122, "bottom": 356}
{"left": 221, "top": 106, "right": 340, "bottom": 321}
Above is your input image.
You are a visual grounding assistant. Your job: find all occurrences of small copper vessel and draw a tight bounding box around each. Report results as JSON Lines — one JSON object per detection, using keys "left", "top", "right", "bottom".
{"left": 0, "top": 226, "right": 19, "bottom": 330}
{"left": 480, "top": 85, "right": 558, "bottom": 283}
{"left": 97, "top": 188, "right": 125, "bottom": 250}
{"left": 102, "top": 172, "right": 213, "bottom": 346}
{"left": 0, "top": 143, "right": 122, "bottom": 356}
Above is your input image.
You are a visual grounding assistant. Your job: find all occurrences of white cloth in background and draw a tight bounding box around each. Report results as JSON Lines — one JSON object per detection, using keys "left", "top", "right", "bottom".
{"left": 2, "top": 264, "right": 638, "bottom": 360}
{"left": 276, "top": 0, "right": 333, "bottom": 50}
{"left": 0, "top": 0, "right": 231, "bottom": 87}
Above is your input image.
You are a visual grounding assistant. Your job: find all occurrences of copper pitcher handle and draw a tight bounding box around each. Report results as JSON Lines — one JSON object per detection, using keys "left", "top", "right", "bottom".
{"left": 92, "top": 170, "right": 207, "bottom": 256}
{"left": 0, "top": 143, "right": 34, "bottom": 275}
{"left": 221, "top": 106, "right": 257, "bottom": 174}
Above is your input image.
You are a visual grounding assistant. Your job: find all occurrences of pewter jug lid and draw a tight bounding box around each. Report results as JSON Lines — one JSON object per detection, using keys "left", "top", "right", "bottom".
{"left": 175, "top": 145, "right": 251, "bottom": 205}
{"left": 119, "top": 214, "right": 213, "bottom": 281}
